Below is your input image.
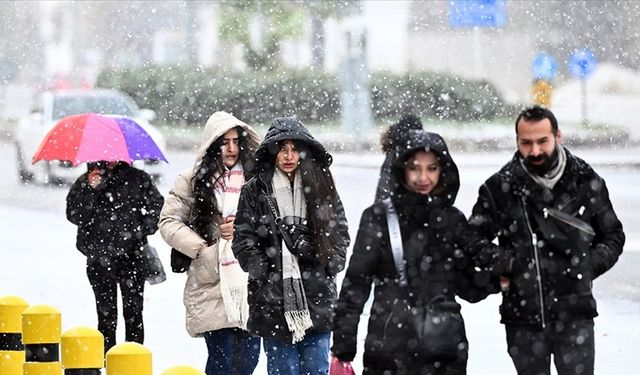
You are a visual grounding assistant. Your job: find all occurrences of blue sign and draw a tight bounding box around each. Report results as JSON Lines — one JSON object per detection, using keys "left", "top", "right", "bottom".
{"left": 569, "top": 49, "right": 597, "bottom": 80}
{"left": 449, "top": 0, "right": 507, "bottom": 28}
{"left": 532, "top": 53, "right": 558, "bottom": 81}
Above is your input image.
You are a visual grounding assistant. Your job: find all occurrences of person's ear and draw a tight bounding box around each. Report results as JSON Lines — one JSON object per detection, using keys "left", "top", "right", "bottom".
{"left": 556, "top": 128, "right": 563, "bottom": 144}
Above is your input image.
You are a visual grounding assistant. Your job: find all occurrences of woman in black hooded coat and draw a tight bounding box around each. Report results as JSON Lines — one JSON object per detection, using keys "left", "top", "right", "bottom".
{"left": 331, "top": 130, "right": 496, "bottom": 374}
{"left": 232, "top": 117, "right": 350, "bottom": 374}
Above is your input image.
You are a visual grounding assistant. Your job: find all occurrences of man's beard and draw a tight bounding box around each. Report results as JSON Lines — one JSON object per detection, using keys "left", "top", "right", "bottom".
{"left": 523, "top": 147, "right": 559, "bottom": 176}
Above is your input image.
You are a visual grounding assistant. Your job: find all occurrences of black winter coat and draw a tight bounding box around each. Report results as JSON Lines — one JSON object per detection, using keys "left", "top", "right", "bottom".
{"left": 66, "top": 163, "right": 164, "bottom": 259}
{"left": 469, "top": 150, "right": 625, "bottom": 328}
{"left": 332, "top": 131, "right": 495, "bottom": 368}
{"left": 232, "top": 117, "right": 350, "bottom": 343}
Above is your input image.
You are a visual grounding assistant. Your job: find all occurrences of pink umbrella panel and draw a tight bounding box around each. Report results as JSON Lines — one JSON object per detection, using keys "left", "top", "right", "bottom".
{"left": 32, "top": 113, "right": 168, "bottom": 166}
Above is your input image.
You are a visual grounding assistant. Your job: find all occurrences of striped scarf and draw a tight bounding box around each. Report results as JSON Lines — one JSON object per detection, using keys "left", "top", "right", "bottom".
{"left": 272, "top": 168, "right": 313, "bottom": 343}
{"left": 214, "top": 163, "right": 249, "bottom": 327}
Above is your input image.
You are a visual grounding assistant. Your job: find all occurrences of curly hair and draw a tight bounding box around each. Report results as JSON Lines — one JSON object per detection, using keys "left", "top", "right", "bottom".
{"left": 380, "top": 114, "right": 423, "bottom": 153}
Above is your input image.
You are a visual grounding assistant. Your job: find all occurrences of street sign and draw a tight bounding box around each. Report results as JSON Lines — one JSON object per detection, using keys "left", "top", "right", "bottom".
{"left": 449, "top": 0, "right": 507, "bottom": 28}
{"left": 569, "top": 49, "right": 597, "bottom": 80}
{"left": 532, "top": 80, "right": 553, "bottom": 107}
{"left": 532, "top": 53, "right": 558, "bottom": 81}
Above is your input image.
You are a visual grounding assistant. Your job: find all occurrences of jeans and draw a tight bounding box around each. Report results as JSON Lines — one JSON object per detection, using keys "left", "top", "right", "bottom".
{"left": 263, "top": 331, "right": 330, "bottom": 375}
{"left": 506, "top": 319, "right": 595, "bottom": 375}
{"left": 203, "top": 328, "right": 261, "bottom": 375}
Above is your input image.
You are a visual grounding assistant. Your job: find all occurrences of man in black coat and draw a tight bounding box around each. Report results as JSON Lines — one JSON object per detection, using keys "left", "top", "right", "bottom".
{"left": 469, "top": 106, "right": 625, "bottom": 375}
{"left": 66, "top": 161, "right": 164, "bottom": 353}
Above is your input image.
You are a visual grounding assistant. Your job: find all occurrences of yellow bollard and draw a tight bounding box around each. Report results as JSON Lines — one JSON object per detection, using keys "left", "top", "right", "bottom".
{"left": 61, "top": 326, "right": 104, "bottom": 374}
{"left": 106, "top": 342, "right": 152, "bottom": 375}
{"left": 22, "top": 304, "right": 62, "bottom": 375}
{"left": 161, "top": 365, "right": 206, "bottom": 375}
{"left": 0, "top": 295, "right": 29, "bottom": 375}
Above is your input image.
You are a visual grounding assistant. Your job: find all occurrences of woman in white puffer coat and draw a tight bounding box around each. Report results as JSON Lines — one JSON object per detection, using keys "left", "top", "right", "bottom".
{"left": 159, "top": 111, "right": 262, "bottom": 375}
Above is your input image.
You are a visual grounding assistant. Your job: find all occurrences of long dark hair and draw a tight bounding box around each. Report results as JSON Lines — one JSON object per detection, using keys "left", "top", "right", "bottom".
{"left": 192, "top": 126, "right": 251, "bottom": 245}
{"left": 295, "top": 142, "right": 341, "bottom": 266}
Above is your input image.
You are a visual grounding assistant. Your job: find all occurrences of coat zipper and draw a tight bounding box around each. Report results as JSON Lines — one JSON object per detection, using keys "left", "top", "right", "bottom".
{"left": 556, "top": 197, "right": 576, "bottom": 211}
{"left": 522, "top": 197, "right": 547, "bottom": 329}
{"left": 382, "top": 298, "right": 399, "bottom": 341}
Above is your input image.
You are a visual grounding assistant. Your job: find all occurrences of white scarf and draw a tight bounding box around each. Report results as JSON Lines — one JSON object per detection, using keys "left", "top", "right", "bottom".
{"left": 272, "top": 168, "right": 313, "bottom": 343}
{"left": 521, "top": 144, "right": 567, "bottom": 190}
{"left": 214, "top": 163, "right": 249, "bottom": 327}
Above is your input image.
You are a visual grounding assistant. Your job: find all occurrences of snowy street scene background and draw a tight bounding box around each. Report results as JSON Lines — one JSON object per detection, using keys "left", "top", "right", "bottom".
{"left": 2, "top": 144, "right": 640, "bottom": 373}
{"left": 2, "top": 1, "right": 640, "bottom": 374}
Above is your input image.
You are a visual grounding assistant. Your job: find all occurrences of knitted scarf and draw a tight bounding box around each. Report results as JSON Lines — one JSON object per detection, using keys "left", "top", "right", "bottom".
{"left": 521, "top": 144, "right": 567, "bottom": 190}
{"left": 214, "top": 163, "right": 249, "bottom": 327}
{"left": 272, "top": 168, "right": 313, "bottom": 343}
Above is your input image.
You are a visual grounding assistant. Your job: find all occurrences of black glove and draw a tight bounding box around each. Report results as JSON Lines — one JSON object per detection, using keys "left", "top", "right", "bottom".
{"left": 285, "top": 223, "right": 314, "bottom": 260}
{"left": 474, "top": 246, "right": 513, "bottom": 278}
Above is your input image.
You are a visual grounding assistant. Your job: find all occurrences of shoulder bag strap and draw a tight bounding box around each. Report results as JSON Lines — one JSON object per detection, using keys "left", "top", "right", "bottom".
{"left": 264, "top": 190, "right": 296, "bottom": 251}
{"left": 382, "top": 197, "right": 408, "bottom": 287}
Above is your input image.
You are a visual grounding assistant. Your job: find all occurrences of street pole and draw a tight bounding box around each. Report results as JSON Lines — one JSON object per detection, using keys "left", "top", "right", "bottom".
{"left": 581, "top": 79, "right": 588, "bottom": 125}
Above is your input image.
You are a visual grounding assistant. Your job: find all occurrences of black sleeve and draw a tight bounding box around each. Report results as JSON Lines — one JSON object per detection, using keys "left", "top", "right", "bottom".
{"left": 66, "top": 172, "right": 99, "bottom": 227}
{"left": 452, "top": 209, "right": 503, "bottom": 302}
{"left": 588, "top": 177, "right": 625, "bottom": 278}
{"left": 331, "top": 207, "right": 380, "bottom": 362}
{"left": 138, "top": 171, "right": 164, "bottom": 237}
{"left": 325, "top": 193, "right": 350, "bottom": 276}
{"left": 232, "top": 181, "right": 269, "bottom": 278}
{"left": 467, "top": 181, "right": 512, "bottom": 289}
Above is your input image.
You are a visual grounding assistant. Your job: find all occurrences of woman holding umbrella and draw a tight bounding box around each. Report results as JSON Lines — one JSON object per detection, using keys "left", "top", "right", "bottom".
{"left": 158, "top": 111, "right": 262, "bottom": 375}
{"left": 232, "top": 116, "right": 350, "bottom": 374}
{"left": 66, "top": 159, "right": 164, "bottom": 354}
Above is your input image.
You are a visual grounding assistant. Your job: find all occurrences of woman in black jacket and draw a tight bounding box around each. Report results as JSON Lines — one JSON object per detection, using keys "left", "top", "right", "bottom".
{"left": 331, "top": 130, "right": 495, "bottom": 375}
{"left": 66, "top": 161, "right": 164, "bottom": 353}
{"left": 232, "top": 117, "right": 350, "bottom": 375}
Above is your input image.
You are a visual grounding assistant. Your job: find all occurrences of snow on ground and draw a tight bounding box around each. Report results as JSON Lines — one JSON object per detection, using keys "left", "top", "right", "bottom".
{"left": 1, "top": 202, "right": 640, "bottom": 374}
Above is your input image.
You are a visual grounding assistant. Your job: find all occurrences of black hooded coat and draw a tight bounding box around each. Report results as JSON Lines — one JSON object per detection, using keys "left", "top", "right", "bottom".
{"left": 232, "top": 117, "right": 350, "bottom": 343}
{"left": 331, "top": 131, "right": 495, "bottom": 371}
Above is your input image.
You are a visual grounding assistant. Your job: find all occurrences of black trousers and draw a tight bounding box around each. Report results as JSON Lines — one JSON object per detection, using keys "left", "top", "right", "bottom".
{"left": 86, "top": 252, "right": 146, "bottom": 353}
{"left": 506, "top": 319, "right": 595, "bottom": 375}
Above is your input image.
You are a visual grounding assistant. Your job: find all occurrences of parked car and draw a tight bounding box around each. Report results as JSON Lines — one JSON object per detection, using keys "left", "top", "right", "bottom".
{"left": 15, "top": 89, "right": 167, "bottom": 185}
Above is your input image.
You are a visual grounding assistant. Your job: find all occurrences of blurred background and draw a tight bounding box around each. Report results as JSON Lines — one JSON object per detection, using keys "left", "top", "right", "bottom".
{"left": 2, "top": 0, "right": 640, "bottom": 147}
{"left": 3, "top": 3, "right": 640, "bottom": 373}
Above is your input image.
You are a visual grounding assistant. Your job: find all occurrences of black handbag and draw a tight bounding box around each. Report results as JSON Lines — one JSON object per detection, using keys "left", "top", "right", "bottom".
{"left": 409, "top": 296, "right": 466, "bottom": 360}
{"left": 534, "top": 205, "right": 595, "bottom": 256}
{"left": 382, "top": 198, "right": 467, "bottom": 360}
{"left": 143, "top": 244, "right": 167, "bottom": 285}
{"left": 171, "top": 247, "right": 192, "bottom": 273}
{"left": 170, "top": 211, "right": 195, "bottom": 273}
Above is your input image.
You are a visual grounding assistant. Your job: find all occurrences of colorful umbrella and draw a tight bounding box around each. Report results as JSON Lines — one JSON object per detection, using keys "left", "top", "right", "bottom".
{"left": 32, "top": 113, "right": 168, "bottom": 166}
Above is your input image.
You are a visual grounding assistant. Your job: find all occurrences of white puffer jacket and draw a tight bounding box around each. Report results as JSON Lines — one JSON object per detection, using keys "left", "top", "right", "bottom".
{"left": 158, "top": 111, "right": 261, "bottom": 337}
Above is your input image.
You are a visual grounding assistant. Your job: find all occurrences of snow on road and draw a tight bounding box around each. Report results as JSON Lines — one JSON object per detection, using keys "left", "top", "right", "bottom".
{"left": 1, "top": 204, "right": 639, "bottom": 374}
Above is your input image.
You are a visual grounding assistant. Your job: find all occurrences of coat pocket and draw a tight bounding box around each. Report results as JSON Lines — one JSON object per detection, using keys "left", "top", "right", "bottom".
{"left": 188, "top": 244, "right": 219, "bottom": 285}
